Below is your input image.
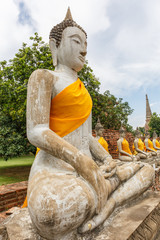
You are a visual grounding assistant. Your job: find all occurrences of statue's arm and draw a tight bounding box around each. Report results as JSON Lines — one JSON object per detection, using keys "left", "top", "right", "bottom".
{"left": 153, "top": 140, "right": 160, "bottom": 150}
{"left": 117, "top": 139, "right": 132, "bottom": 157}
{"left": 27, "top": 69, "right": 107, "bottom": 213}
{"left": 89, "top": 134, "right": 112, "bottom": 163}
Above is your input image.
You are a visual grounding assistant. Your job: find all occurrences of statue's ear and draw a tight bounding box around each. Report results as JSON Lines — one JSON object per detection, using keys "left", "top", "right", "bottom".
{"left": 49, "top": 38, "right": 57, "bottom": 67}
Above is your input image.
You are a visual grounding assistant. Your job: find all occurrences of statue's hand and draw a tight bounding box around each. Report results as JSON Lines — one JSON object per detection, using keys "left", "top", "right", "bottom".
{"left": 99, "top": 161, "right": 117, "bottom": 178}
{"left": 77, "top": 154, "right": 109, "bottom": 214}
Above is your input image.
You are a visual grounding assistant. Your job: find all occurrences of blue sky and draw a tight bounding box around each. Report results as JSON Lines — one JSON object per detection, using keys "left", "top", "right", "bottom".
{"left": 0, "top": 0, "right": 160, "bottom": 129}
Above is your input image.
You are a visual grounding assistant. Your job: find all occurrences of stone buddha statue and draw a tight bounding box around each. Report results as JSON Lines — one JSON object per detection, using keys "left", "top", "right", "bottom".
{"left": 26, "top": 8, "right": 154, "bottom": 240}
{"left": 133, "top": 128, "right": 152, "bottom": 159}
{"left": 152, "top": 131, "right": 160, "bottom": 151}
{"left": 144, "top": 131, "right": 157, "bottom": 156}
{"left": 117, "top": 126, "right": 140, "bottom": 161}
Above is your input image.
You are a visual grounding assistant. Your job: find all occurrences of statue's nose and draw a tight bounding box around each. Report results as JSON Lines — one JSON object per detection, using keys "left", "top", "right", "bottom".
{"left": 80, "top": 51, "right": 87, "bottom": 57}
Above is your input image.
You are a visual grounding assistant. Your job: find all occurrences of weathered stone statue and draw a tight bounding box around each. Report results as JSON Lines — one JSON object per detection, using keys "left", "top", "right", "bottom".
{"left": 117, "top": 126, "right": 140, "bottom": 161}
{"left": 153, "top": 131, "right": 160, "bottom": 151}
{"left": 26, "top": 8, "right": 154, "bottom": 240}
{"left": 144, "top": 131, "right": 157, "bottom": 156}
{"left": 133, "top": 128, "right": 152, "bottom": 159}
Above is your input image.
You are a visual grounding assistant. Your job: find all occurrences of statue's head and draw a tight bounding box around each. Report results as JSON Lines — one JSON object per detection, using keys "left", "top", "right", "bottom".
{"left": 119, "top": 125, "right": 126, "bottom": 138}
{"left": 95, "top": 118, "right": 104, "bottom": 137}
{"left": 49, "top": 7, "right": 87, "bottom": 72}
{"left": 135, "top": 127, "right": 141, "bottom": 138}
{"left": 145, "top": 131, "right": 150, "bottom": 138}
{"left": 153, "top": 131, "right": 157, "bottom": 139}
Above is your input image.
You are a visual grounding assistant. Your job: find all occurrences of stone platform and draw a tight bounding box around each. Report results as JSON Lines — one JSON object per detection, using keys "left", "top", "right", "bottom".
{"left": 0, "top": 190, "right": 160, "bottom": 240}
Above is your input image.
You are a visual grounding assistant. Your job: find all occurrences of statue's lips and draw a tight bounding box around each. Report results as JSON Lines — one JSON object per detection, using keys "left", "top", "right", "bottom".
{"left": 78, "top": 56, "right": 85, "bottom": 62}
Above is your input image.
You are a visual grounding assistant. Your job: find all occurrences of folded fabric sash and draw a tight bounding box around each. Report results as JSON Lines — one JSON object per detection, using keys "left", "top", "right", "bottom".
{"left": 50, "top": 78, "right": 92, "bottom": 137}
{"left": 98, "top": 137, "right": 109, "bottom": 153}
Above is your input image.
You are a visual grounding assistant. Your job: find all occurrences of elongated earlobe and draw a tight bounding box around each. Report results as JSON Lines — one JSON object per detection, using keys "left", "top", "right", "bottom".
{"left": 49, "top": 39, "right": 57, "bottom": 67}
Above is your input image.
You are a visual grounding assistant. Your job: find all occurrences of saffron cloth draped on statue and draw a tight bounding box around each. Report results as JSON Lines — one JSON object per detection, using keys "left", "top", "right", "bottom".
{"left": 146, "top": 139, "right": 156, "bottom": 152}
{"left": 155, "top": 140, "right": 160, "bottom": 148}
{"left": 50, "top": 78, "right": 92, "bottom": 137}
{"left": 98, "top": 137, "right": 109, "bottom": 153}
{"left": 121, "top": 138, "right": 132, "bottom": 155}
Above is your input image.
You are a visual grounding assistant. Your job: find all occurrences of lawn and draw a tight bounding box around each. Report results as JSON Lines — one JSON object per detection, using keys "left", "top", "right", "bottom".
{"left": 0, "top": 156, "right": 34, "bottom": 186}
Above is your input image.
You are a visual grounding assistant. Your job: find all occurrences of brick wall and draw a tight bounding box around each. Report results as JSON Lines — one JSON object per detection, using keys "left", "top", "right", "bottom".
{"left": 0, "top": 181, "right": 27, "bottom": 212}
{"left": 93, "top": 129, "right": 134, "bottom": 159}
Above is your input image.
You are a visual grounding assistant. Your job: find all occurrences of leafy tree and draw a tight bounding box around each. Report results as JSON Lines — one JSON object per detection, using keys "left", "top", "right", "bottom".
{"left": 149, "top": 112, "right": 160, "bottom": 137}
{"left": 0, "top": 33, "right": 54, "bottom": 159}
{"left": 0, "top": 33, "right": 133, "bottom": 159}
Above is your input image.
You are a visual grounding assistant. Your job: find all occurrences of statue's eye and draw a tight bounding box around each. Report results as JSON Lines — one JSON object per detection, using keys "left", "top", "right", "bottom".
{"left": 73, "top": 39, "right": 80, "bottom": 44}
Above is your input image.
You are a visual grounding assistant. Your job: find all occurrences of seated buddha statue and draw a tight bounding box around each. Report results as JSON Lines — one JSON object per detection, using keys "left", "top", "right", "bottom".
{"left": 144, "top": 131, "right": 157, "bottom": 156}
{"left": 117, "top": 126, "right": 140, "bottom": 161}
{"left": 152, "top": 131, "right": 160, "bottom": 151}
{"left": 26, "top": 8, "right": 154, "bottom": 240}
{"left": 133, "top": 128, "right": 152, "bottom": 159}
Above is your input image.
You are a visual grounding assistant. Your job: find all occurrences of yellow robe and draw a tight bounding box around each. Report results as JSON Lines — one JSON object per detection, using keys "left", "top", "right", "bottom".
{"left": 22, "top": 78, "right": 92, "bottom": 208}
{"left": 146, "top": 139, "right": 156, "bottom": 152}
{"left": 155, "top": 139, "right": 160, "bottom": 148}
{"left": 98, "top": 137, "right": 109, "bottom": 153}
{"left": 121, "top": 138, "right": 132, "bottom": 155}
{"left": 138, "top": 138, "right": 145, "bottom": 151}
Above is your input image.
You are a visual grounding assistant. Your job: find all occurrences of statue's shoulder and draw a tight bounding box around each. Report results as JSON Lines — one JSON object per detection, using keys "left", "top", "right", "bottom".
{"left": 28, "top": 69, "right": 56, "bottom": 85}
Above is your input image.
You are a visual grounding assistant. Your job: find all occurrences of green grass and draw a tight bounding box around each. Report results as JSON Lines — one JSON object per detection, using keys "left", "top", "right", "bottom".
{"left": 0, "top": 156, "right": 34, "bottom": 186}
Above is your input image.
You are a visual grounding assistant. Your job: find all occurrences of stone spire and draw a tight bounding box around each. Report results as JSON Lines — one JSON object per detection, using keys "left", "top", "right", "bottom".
{"left": 145, "top": 94, "right": 152, "bottom": 131}
{"left": 64, "top": 7, "right": 73, "bottom": 21}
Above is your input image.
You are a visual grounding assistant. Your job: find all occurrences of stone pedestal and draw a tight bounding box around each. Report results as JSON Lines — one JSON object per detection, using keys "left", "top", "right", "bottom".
{"left": 0, "top": 191, "right": 160, "bottom": 240}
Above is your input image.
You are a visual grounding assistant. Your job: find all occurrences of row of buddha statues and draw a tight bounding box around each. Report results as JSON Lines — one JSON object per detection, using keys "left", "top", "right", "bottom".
{"left": 95, "top": 119, "right": 160, "bottom": 166}
{"left": 22, "top": 8, "right": 156, "bottom": 240}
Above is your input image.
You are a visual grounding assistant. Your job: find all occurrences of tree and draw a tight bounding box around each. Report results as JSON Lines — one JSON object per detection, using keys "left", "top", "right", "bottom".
{"left": 0, "top": 33, "right": 133, "bottom": 159}
{"left": 0, "top": 33, "right": 54, "bottom": 159}
{"left": 149, "top": 112, "right": 160, "bottom": 137}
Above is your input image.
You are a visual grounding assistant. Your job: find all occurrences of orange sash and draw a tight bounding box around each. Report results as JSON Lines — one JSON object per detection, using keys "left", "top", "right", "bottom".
{"left": 50, "top": 78, "right": 92, "bottom": 137}
{"left": 98, "top": 137, "right": 109, "bottom": 153}
{"left": 146, "top": 139, "right": 156, "bottom": 152}
{"left": 138, "top": 138, "right": 145, "bottom": 151}
{"left": 121, "top": 138, "right": 132, "bottom": 155}
{"left": 155, "top": 139, "right": 160, "bottom": 148}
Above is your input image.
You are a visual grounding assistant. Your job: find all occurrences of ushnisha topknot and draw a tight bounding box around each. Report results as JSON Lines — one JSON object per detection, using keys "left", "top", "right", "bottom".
{"left": 49, "top": 7, "right": 87, "bottom": 48}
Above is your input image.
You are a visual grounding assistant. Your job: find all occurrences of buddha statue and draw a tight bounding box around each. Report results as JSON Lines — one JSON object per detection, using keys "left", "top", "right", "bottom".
{"left": 117, "top": 126, "right": 140, "bottom": 161}
{"left": 26, "top": 8, "right": 154, "bottom": 240}
{"left": 144, "top": 131, "right": 157, "bottom": 156}
{"left": 133, "top": 128, "right": 152, "bottom": 160}
{"left": 95, "top": 118, "right": 110, "bottom": 154}
{"left": 152, "top": 131, "right": 160, "bottom": 151}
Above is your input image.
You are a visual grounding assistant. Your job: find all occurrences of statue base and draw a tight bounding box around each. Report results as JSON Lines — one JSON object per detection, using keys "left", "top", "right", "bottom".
{"left": 0, "top": 191, "right": 160, "bottom": 240}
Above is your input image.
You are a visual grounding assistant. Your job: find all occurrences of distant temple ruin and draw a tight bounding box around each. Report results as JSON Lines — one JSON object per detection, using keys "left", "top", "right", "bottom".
{"left": 144, "top": 94, "right": 152, "bottom": 131}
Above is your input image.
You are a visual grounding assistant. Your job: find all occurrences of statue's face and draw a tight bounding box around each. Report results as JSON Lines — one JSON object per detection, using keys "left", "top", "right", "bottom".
{"left": 97, "top": 128, "right": 104, "bottom": 137}
{"left": 120, "top": 131, "right": 126, "bottom": 138}
{"left": 57, "top": 27, "right": 87, "bottom": 72}
{"left": 137, "top": 132, "right": 141, "bottom": 138}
